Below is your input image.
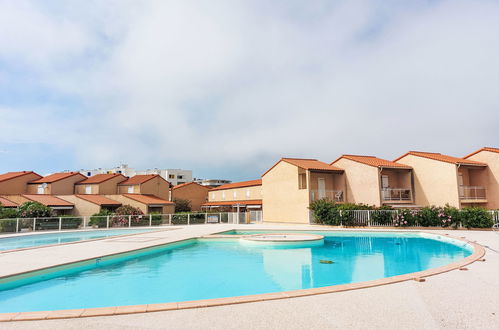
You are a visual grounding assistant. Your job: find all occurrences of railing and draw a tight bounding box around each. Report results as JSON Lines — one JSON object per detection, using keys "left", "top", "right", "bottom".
{"left": 0, "top": 211, "right": 263, "bottom": 234}
{"left": 459, "top": 186, "right": 486, "bottom": 200}
{"left": 381, "top": 188, "right": 412, "bottom": 201}
{"left": 310, "top": 190, "right": 344, "bottom": 202}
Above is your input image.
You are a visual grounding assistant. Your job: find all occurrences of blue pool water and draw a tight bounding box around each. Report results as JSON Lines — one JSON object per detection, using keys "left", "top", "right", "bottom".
{"left": 0, "top": 228, "right": 157, "bottom": 251}
{"left": 0, "top": 231, "right": 472, "bottom": 313}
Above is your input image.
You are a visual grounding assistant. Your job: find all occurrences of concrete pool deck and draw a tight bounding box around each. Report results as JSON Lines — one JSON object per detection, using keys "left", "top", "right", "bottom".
{"left": 0, "top": 224, "right": 498, "bottom": 329}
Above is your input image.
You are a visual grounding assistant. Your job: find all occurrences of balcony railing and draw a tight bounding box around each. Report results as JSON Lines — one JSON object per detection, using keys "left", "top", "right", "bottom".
{"left": 459, "top": 186, "right": 486, "bottom": 200}
{"left": 310, "top": 190, "right": 344, "bottom": 203}
{"left": 381, "top": 188, "right": 412, "bottom": 201}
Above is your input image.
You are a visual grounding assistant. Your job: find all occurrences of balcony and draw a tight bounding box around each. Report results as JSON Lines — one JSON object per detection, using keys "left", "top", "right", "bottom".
{"left": 310, "top": 190, "right": 344, "bottom": 203}
{"left": 381, "top": 188, "right": 412, "bottom": 202}
{"left": 459, "top": 186, "right": 487, "bottom": 202}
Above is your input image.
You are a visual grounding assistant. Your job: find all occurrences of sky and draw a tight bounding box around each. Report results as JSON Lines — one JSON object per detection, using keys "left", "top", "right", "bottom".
{"left": 0, "top": 0, "right": 498, "bottom": 181}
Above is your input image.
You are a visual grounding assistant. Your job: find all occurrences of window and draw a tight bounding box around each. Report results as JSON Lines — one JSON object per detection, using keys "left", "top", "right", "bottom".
{"left": 233, "top": 190, "right": 237, "bottom": 198}
{"left": 87, "top": 172, "right": 91, "bottom": 176}
{"left": 178, "top": 175, "right": 184, "bottom": 179}
{"left": 211, "top": 192, "right": 216, "bottom": 200}
{"left": 178, "top": 181, "right": 185, "bottom": 184}
{"left": 381, "top": 175, "right": 389, "bottom": 189}
{"left": 222, "top": 191, "right": 225, "bottom": 200}
{"left": 168, "top": 174, "right": 175, "bottom": 179}
{"left": 127, "top": 186, "right": 134, "bottom": 193}
{"left": 37, "top": 185, "right": 44, "bottom": 194}
{"left": 85, "top": 185, "right": 92, "bottom": 194}
{"left": 298, "top": 173, "right": 307, "bottom": 189}
{"left": 246, "top": 189, "right": 250, "bottom": 198}
{"left": 117, "top": 170, "right": 122, "bottom": 174}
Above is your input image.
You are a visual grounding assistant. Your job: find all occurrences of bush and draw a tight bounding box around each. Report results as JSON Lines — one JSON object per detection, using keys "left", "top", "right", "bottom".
{"left": 0, "top": 219, "right": 17, "bottom": 232}
{"left": 18, "top": 202, "right": 52, "bottom": 218}
{"left": 419, "top": 206, "right": 440, "bottom": 227}
{"left": 371, "top": 210, "right": 394, "bottom": 225}
{"left": 460, "top": 207, "right": 494, "bottom": 229}
{"left": 439, "top": 204, "right": 460, "bottom": 229}
{"left": 89, "top": 209, "right": 113, "bottom": 228}
{"left": 309, "top": 199, "right": 340, "bottom": 225}
{"left": 393, "top": 209, "right": 418, "bottom": 227}
{"left": 60, "top": 215, "right": 82, "bottom": 229}
{"left": 0, "top": 207, "right": 18, "bottom": 219}
{"left": 174, "top": 199, "right": 191, "bottom": 213}
{"left": 112, "top": 205, "right": 144, "bottom": 227}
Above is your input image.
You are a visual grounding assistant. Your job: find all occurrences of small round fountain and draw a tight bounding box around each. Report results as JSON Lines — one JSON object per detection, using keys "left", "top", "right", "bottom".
{"left": 240, "top": 233, "right": 324, "bottom": 248}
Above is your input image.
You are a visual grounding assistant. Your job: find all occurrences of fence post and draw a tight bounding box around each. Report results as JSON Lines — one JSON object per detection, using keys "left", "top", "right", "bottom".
{"left": 205, "top": 212, "right": 208, "bottom": 224}
{"left": 339, "top": 210, "right": 342, "bottom": 226}
{"left": 128, "top": 215, "right": 132, "bottom": 228}
{"left": 187, "top": 213, "right": 190, "bottom": 225}
{"left": 169, "top": 214, "right": 172, "bottom": 225}
{"left": 16, "top": 218, "right": 19, "bottom": 233}
{"left": 59, "top": 217, "right": 62, "bottom": 231}
{"left": 82, "top": 216, "right": 87, "bottom": 229}
{"left": 149, "top": 214, "right": 152, "bottom": 227}
{"left": 367, "top": 210, "right": 371, "bottom": 227}
{"left": 106, "top": 216, "right": 110, "bottom": 229}
{"left": 219, "top": 212, "right": 222, "bottom": 224}
{"left": 33, "top": 218, "right": 36, "bottom": 231}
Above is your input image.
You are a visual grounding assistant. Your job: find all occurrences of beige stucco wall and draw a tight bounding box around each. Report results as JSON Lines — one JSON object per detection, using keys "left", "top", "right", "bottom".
{"left": 262, "top": 161, "right": 310, "bottom": 224}
{"left": 467, "top": 151, "right": 499, "bottom": 209}
{"left": 172, "top": 184, "right": 209, "bottom": 211}
{"left": 333, "top": 158, "right": 381, "bottom": 206}
{"left": 0, "top": 173, "right": 41, "bottom": 195}
{"left": 118, "top": 177, "right": 170, "bottom": 200}
{"left": 209, "top": 185, "right": 262, "bottom": 202}
{"left": 105, "top": 195, "right": 174, "bottom": 214}
{"left": 395, "top": 155, "right": 460, "bottom": 207}
{"left": 57, "top": 195, "right": 101, "bottom": 216}
{"left": 75, "top": 176, "right": 125, "bottom": 195}
{"left": 27, "top": 175, "right": 84, "bottom": 195}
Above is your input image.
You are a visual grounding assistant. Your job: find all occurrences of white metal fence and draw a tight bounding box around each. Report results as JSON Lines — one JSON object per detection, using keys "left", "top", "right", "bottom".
{"left": 0, "top": 211, "right": 263, "bottom": 234}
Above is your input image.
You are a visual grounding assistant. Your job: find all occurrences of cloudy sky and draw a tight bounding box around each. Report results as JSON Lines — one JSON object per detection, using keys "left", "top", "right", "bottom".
{"left": 0, "top": 0, "right": 498, "bottom": 180}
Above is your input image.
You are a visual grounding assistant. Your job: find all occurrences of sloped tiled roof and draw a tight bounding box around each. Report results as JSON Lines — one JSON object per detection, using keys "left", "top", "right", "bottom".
{"left": 122, "top": 194, "right": 174, "bottom": 205}
{"left": 30, "top": 172, "right": 86, "bottom": 184}
{"left": 0, "top": 196, "right": 18, "bottom": 207}
{"left": 22, "top": 195, "right": 74, "bottom": 207}
{"left": 77, "top": 173, "right": 127, "bottom": 185}
{"left": 263, "top": 158, "right": 343, "bottom": 176}
{"left": 210, "top": 179, "right": 262, "bottom": 191}
{"left": 464, "top": 147, "right": 499, "bottom": 159}
{"left": 76, "top": 195, "right": 122, "bottom": 206}
{"left": 0, "top": 171, "right": 42, "bottom": 183}
{"left": 119, "top": 175, "right": 160, "bottom": 185}
{"left": 331, "top": 155, "right": 412, "bottom": 169}
{"left": 202, "top": 200, "right": 262, "bottom": 206}
{"left": 172, "top": 182, "right": 209, "bottom": 190}
{"left": 394, "top": 151, "right": 486, "bottom": 166}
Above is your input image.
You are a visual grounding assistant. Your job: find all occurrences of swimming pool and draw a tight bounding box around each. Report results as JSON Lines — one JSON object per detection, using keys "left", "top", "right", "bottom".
{"left": 0, "top": 228, "right": 158, "bottom": 251}
{"left": 0, "top": 231, "right": 474, "bottom": 313}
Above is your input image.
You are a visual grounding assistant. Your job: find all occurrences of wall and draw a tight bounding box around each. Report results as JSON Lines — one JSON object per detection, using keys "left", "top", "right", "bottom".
{"left": 209, "top": 185, "right": 262, "bottom": 202}
{"left": 118, "top": 184, "right": 140, "bottom": 195}
{"left": 466, "top": 151, "right": 499, "bottom": 209}
{"left": 262, "top": 161, "right": 310, "bottom": 224}
{"left": 172, "top": 184, "right": 209, "bottom": 211}
{"left": 105, "top": 195, "right": 174, "bottom": 214}
{"left": 140, "top": 177, "right": 170, "bottom": 200}
{"left": 75, "top": 176, "right": 125, "bottom": 195}
{"left": 57, "top": 195, "right": 101, "bottom": 216}
{"left": 333, "top": 158, "right": 381, "bottom": 206}
{"left": 395, "top": 155, "right": 460, "bottom": 207}
{"left": 0, "top": 173, "right": 41, "bottom": 195}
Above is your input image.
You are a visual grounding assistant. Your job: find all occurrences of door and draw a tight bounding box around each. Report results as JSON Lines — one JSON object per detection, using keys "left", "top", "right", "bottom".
{"left": 458, "top": 173, "right": 464, "bottom": 197}
{"left": 318, "top": 178, "right": 326, "bottom": 199}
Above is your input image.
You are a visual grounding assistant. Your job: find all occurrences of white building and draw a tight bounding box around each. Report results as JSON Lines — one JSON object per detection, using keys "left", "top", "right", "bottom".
{"left": 194, "top": 178, "right": 232, "bottom": 188}
{"left": 80, "top": 164, "right": 193, "bottom": 186}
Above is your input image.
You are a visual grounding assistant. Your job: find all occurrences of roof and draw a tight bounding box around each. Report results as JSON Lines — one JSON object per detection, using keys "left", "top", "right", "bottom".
{"left": 464, "top": 147, "right": 499, "bottom": 159}
{"left": 202, "top": 200, "right": 262, "bottom": 206}
{"left": 22, "top": 195, "right": 74, "bottom": 207}
{"left": 331, "top": 155, "right": 412, "bottom": 169}
{"left": 262, "top": 158, "right": 343, "bottom": 177}
{"left": 122, "top": 194, "right": 174, "bottom": 205}
{"left": 172, "top": 182, "right": 209, "bottom": 190}
{"left": 394, "top": 151, "right": 487, "bottom": 166}
{"left": 77, "top": 173, "right": 127, "bottom": 185}
{"left": 0, "top": 196, "right": 18, "bottom": 207}
{"left": 210, "top": 179, "right": 262, "bottom": 191}
{"left": 0, "top": 171, "right": 42, "bottom": 183}
{"left": 30, "top": 172, "right": 86, "bottom": 184}
{"left": 75, "top": 195, "right": 122, "bottom": 206}
{"left": 119, "top": 175, "right": 161, "bottom": 185}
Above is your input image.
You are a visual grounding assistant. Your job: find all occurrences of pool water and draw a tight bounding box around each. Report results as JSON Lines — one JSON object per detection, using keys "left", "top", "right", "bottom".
{"left": 0, "top": 228, "right": 157, "bottom": 251}
{"left": 0, "top": 232, "right": 472, "bottom": 313}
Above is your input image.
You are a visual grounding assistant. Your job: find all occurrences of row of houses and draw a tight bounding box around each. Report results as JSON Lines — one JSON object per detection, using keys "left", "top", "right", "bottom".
{"left": 190, "top": 147, "right": 499, "bottom": 224}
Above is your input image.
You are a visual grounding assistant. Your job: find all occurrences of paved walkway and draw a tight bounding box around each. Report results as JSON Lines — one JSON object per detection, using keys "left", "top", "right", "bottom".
{"left": 1, "top": 225, "right": 498, "bottom": 329}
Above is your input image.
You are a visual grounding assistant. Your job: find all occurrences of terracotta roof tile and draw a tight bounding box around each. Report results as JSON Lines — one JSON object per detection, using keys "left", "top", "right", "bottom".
{"left": 331, "top": 155, "right": 412, "bottom": 169}
{"left": 30, "top": 172, "right": 86, "bottom": 184}
{"left": 76, "top": 195, "right": 122, "bottom": 206}
{"left": 0, "top": 196, "right": 18, "bottom": 207}
{"left": 122, "top": 194, "right": 174, "bottom": 205}
{"left": 22, "top": 195, "right": 74, "bottom": 207}
{"left": 172, "top": 182, "right": 209, "bottom": 190}
{"left": 119, "top": 175, "right": 161, "bottom": 185}
{"left": 210, "top": 179, "right": 262, "bottom": 191}
{"left": 0, "top": 171, "right": 42, "bottom": 183}
{"left": 77, "top": 173, "right": 127, "bottom": 184}
{"left": 464, "top": 147, "right": 499, "bottom": 159}
{"left": 394, "top": 151, "right": 486, "bottom": 166}
{"left": 263, "top": 158, "right": 343, "bottom": 176}
{"left": 202, "top": 200, "right": 262, "bottom": 206}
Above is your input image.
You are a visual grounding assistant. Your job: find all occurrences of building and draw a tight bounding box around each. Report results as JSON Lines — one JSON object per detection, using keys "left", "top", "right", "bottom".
{"left": 106, "top": 194, "right": 174, "bottom": 214}
{"left": 331, "top": 155, "right": 414, "bottom": 207}
{"left": 0, "top": 171, "right": 42, "bottom": 195}
{"left": 59, "top": 195, "right": 122, "bottom": 216}
{"left": 75, "top": 174, "right": 127, "bottom": 195}
{"left": 464, "top": 147, "right": 499, "bottom": 209}
{"left": 117, "top": 175, "right": 171, "bottom": 201}
{"left": 0, "top": 196, "right": 18, "bottom": 208}
{"left": 171, "top": 182, "right": 210, "bottom": 211}
{"left": 262, "top": 158, "right": 345, "bottom": 224}
{"left": 5, "top": 194, "right": 74, "bottom": 215}
{"left": 80, "top": 164, "right": 192, "bottom": 186}
{"left": 394, "top": 151, "right": 488, "bottom": 208}
{"left": 194, "top": 179, "right": 232, "bottom": 188}
{"left": 27, "top": 172, "right": 86, "bottom": 195}
{"left": 203, "top": 179, "right": 263, "bottom": 212}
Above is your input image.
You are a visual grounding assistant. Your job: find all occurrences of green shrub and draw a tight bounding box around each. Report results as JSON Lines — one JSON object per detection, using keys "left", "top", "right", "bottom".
{"left": 419, "top": 206, "right": 440, "bottom": 227}
{"left": 371, "top": 210, "right": 394, "bottom": 225}
{"left": 89, "top": 209, "right": 113, "bottom": 228}
{"left": 112, "top": 205, "right": 144, "bottom": 226}
{"left": 18, "top": 202, "right": 52, "bottom": 218}
{"left": 309, "top": 199, "right": 341, "bottom": 225}
{"left": 393, "top": 209, "right": 418, "bottom": 227}
{"left": 0, "top": 207, "right": 18, "bottom": 219}
{"left": 0, "top": 219, "right": 17, "bottom": 232}
{"left": 174, "top": 199, "right": 191, "bottom": 213}
{"left": 460, "top": 207, "right": 493, "bottom": 229}
{"left": 439, "top": 204, "right": 460, "bottom": 228}
{"left": 60, "top": 215, "right": 82, "bottom": 229}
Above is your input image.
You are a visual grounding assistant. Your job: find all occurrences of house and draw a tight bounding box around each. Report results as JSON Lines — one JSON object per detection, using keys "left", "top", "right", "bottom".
{"left": 27, "top": 172, "right": 86, "bottom": 195}
{"left": 464, "top": 147, "right": 499, "bottom": 209}
{"left": 203, "top": 179, "right": 263, "bottom": 212}
{"left": 0, "top": 171, "right": 42, "bottom": 195}
{"left": 394, "top": 151, "right": 488, "bottom": 208}
{"left": 118, "top": 175, "right": 170, "bottom": 200}
{"left": 5, "top": 194, "right": 74, "bottom": 215}
{"left": 58, "top": 195, "right": 122, "bottom": 216}
{"left": 75, "top": 173, "right": 127, "bottom": 195}
{"left": 106, "top": 194, "right": 174, "bottom": 214}
{"left": 331, "top": 155, "right": 414, "bottom": 207}
{"left": 262, "top": 158, "right": 345, "bottom": 224}
{"left": 171, "top": 182, "right": 210, "bottom": 211}
{"left": 0, "top": 196, "right": 18, "bottom": 208}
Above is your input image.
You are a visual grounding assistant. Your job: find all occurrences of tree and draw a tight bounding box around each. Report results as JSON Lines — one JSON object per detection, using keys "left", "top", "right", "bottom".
{"left": 174, "top": 199, "right": 191, "bottom": 213}
{"left": 18, "top": 202, "right": 52, "bottom": 218}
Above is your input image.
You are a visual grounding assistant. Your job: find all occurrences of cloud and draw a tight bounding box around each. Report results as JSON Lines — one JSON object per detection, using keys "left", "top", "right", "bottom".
{"left": 0, "top": 0, "right": 498, "bottom": 178}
